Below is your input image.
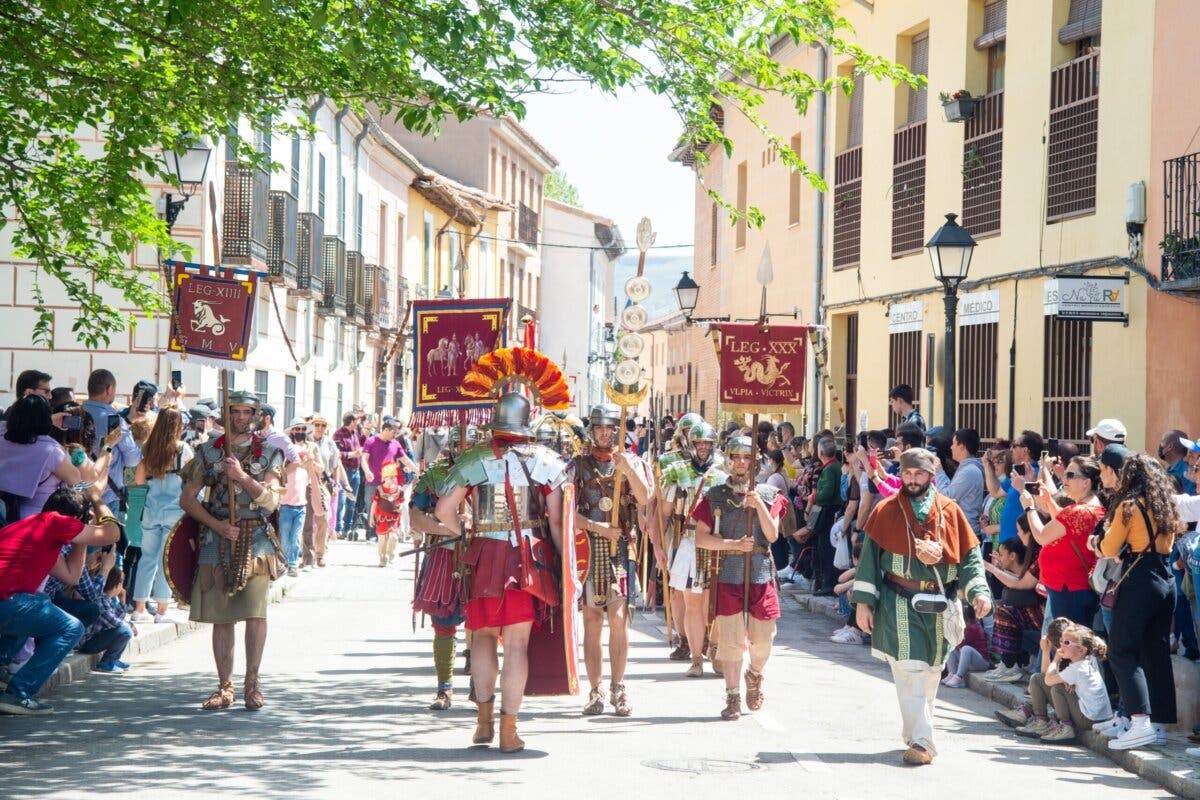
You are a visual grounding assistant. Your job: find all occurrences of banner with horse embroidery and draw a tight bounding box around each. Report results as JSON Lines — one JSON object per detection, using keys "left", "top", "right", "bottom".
{"left": 410, "top": 298, "right": 510, "bottom": 426}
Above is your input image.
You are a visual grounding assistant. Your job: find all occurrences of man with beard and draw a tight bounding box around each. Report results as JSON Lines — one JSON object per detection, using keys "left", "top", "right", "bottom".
{"left": 851, "top": 448, "right": 991, "bottom": 765}
{"left": 409, "top": 425, "right": 479, "bottom": 711}
{"left": 435, "top": 392, "right": 568, "bottom": 753}
{"left": 649, "top": 420, "right": 726, "bottom": 677}
{"left": 575, "top": 404, "right": 653, "bottom": 717}
{"left": 693, "top": 436, "right": 788, "bottom": 720}
{"left": 179, "top": 391, "right": 286, "bottom": 711}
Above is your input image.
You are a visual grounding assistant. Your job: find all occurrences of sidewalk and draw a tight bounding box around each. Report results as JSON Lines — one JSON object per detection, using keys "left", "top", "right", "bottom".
{"left": 35, "top": 575, "right": 298, "bottom": 698}
{"left": 781, "top": 582, "right": 1200, "bottom": 800}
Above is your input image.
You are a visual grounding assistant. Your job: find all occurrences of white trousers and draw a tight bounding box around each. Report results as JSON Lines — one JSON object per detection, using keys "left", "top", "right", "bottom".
{"left": 888, "top": 658, "right": 942, "bottom": 756}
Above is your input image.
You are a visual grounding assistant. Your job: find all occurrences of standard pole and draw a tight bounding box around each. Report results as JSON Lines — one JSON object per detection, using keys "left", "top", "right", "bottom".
{"left": 943, "top": 288, "right": 958, "bottom": 433}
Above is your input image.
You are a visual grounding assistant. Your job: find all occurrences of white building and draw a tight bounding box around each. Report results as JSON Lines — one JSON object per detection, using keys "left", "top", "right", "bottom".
{"left": 538, "top": 199, "right": 625, "bottom": 414}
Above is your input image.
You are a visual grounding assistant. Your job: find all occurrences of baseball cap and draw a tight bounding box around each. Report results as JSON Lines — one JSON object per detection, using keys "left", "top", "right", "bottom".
{"left": 1085, "top": 418, "right": 1127, "bottom": 443}
{"left": 1180, "top": 436, "right": 1200, "bottom": 454}
{"left": 261, "top": 403, "right": 277, "bottom": 421}
{"left": 1100, "top": 443, "right": 1131, "bottom": 471}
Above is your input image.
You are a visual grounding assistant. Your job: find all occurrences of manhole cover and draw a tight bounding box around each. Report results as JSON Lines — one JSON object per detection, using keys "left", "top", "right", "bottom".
{"left": 642, "top": 758, "right": 760, "bottom": 774}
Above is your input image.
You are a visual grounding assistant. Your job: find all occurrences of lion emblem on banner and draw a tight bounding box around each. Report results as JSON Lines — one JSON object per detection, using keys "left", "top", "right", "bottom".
{"left": 735, "top": 355, "right": 791, "bottom": 387}
{"left": 190, "top": 300, "right": 230, "bottom": 335}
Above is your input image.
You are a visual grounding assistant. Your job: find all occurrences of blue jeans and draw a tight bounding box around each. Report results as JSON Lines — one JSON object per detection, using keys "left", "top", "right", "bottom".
{"left": 1046, "top": 587, "right": 1097, "bottom": 628}
{"left": 78, "top": 623, "right": 132, "bottom": 664}
{"left": 279, "top": 504, "right": 307, "bottom": 567}
{"left": 0, "top": 593, "right": 84, "bottom": 699}
{"left": 338, "top": 469, "right": 361, "bottom": 534}
{"left": 134, "top": 518, "right": 178, "bottom": 602}
{"left": 1173, "top": 565, "right": 1198, "bottom": 656}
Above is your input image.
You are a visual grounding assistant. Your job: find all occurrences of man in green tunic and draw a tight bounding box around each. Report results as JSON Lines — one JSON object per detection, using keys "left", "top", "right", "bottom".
{"left": 852, "top": 448, "right": 992, "bottom": 766}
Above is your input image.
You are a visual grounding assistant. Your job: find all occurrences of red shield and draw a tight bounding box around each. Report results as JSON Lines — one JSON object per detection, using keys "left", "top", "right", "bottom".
{"left": 163, "top": 515, "right": 199, "bottom": 604}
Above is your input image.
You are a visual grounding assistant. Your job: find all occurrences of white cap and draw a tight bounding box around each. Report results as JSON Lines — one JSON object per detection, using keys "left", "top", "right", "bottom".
{"left": 287, "top": 416, "right": 308, "bottom": 429}
{"left": 1085, "top": 418, "right": 1126, "bottom": 443}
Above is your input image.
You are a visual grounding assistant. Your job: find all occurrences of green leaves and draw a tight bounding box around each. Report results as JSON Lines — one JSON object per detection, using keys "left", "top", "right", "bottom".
{"left": 0, "top": 0, "right": 907, "bottom": 348}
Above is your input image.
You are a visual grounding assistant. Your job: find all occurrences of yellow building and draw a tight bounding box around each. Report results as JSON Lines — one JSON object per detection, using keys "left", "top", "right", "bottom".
{"left": 819, "top": 0, "right": 1199, "bottom": 447}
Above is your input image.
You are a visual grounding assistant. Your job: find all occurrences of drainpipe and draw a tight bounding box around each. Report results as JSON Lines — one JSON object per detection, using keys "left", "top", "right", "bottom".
{"left": 352, "top": 120, "right": 369, "bottom": 408}
{"left": 299, "top": 96, "right": 324, "bottom": 369}
{"left": 810, "top": 44, "right": 829, "bottom": 436}
{"left": 330, "top": 105, "right": 351, "bottom": 372}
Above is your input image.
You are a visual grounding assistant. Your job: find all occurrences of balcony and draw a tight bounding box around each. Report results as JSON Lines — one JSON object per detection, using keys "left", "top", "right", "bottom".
{"left": 266, "top": 190, "right": 298, "bottom": 287}
{"left": 345, "top": 250, "right": 365, "bottom": 324}
{"left": 292, "top": 212, "right": 324, "bottom": 300}
{"left": 320, "top": 235, "right": 347, "bottom": 317}
{"left": 362, "top": 263, "right": 378, "bottom": 330}
{"left": 518, "top": 203, "right": 539, "bottom": 248}
{"left": 1161, "top": 152, "right": 1200, "bottom": 290}
{"left": 891, "top": 121, "right": 927, "bottom": 257}
{"left": 221, "top": 162, "right": 269, "bottom": 269}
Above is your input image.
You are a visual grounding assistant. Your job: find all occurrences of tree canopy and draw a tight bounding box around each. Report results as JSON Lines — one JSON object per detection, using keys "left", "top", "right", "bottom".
{"left": 544, "top": 169, "right": 583, "bottom": 207}
{"left": 0, "top": 0, "right": 915, "bottom": 347}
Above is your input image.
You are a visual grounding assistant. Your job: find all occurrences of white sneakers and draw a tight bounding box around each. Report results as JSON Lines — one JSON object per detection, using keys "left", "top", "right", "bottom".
{"left": 983, "top": 665, "right": 1024, "bottom": 683}
{"left": 129, "top": 611, "right": 154, "bottom": 623}
{"left": 1107, "top": 716, "right": 1159, "bottom": 751}
{"left": 1093, "top": 716, "right": 1130, "bottom": 737}
{"left": 830, "top": 627, "right": 863, "bottom": 645}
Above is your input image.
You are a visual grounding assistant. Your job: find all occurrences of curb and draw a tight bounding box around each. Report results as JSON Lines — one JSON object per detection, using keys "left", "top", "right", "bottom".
{"left": 35, "top": 575, "right": 296, "bottom": 698}
{"left": 780, "top": 583, "right": 1200, "bottom": 799}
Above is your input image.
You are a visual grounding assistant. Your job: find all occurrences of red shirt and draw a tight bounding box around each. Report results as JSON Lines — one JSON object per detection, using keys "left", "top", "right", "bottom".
{"left": 0, "top": 512, "right": 85, "bottom": 599}
{"left": 1038, "top": 503, "right": 1103, "bottom": 592}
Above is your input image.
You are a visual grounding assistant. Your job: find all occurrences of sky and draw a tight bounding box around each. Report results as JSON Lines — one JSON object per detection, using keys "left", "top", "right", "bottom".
{"left": 521, "top": 85, "right": 698, "bottom": 319}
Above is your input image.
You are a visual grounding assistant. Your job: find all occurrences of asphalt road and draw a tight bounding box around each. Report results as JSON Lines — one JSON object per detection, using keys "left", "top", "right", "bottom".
{"left": 1, "top": 541, "right": 1174, "bottom": 800}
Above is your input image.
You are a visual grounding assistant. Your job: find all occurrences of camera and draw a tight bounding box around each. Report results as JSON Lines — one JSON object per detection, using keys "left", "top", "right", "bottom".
{"left": 63, "top": 414, "right": 82, "bottom": 431}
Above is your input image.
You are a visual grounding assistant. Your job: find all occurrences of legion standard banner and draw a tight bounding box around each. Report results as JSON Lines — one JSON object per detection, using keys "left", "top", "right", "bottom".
{"left": 166, "top": 261, "right": 258, "bottom": 370}
{"left": 715, "top": 323, "right": 809, "bottom": 414}
{"left": 410, "top": 297, "right": 510, "bottom": 426}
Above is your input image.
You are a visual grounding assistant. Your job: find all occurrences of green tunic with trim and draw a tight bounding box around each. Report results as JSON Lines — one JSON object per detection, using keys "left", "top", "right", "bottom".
{"left": 850, "top": 488, "right": 990, "bottom": 668}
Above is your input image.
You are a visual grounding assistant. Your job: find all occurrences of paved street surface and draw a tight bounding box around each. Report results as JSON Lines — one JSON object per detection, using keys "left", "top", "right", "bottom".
{"left": 2, "top": 542, "right": 1175, "bottom": 800}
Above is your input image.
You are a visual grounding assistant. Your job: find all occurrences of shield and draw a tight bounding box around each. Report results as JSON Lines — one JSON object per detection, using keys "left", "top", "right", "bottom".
{"left": 525, "top": 484, "right": 582, "bottom": 697}
{"left": 163, "top": 515, "right": 200, "bottom": 604}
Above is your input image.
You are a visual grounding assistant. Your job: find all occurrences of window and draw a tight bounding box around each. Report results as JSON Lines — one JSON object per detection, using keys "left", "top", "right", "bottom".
{"left": 845, "top": 313, "right": 859, "bottom": 439}
{"left": 833, "top": 147, "right": 863, "bottom": 269}
{"left": 906, "top": 33, "right": 929, "bottom": 125}
{"left": 338, "top": 176, "right": 346, "bottom": 236}
{"left": 284, "top": 375, "right": 296, "bottom": 425}
{"left": 710, "top": 202, "right": 719, "bottom": 266}
{"left": 891, "top": 121, "right": 927, "bottom": 256}
{"left": 317, "top": 154, "right": 326, "bottom": 218}
{"left": 1046, "top": 51, "right": 1100, "bottom": 220}
{"left": 315, "top": 316, "right": 325, "bottom": 357}
{"left": 254, "top": 370, "right": 269, "bottom": 404}
{"left": 888, "top": 331, "right": 922, "bottom": 430}
{"left": 788, "top": 134, "right": 803, "bottom": 226}
{"left": 423, "top": 212, "right": 434, "bottom": 290}
{"left": 1042, "top": 317, "right": 1092, "bottom": 446}
{"left": 735, "top": 161, "right": 748, "bottom": 249}
{"left": 313, "top": 379, "right": 322, "bottom": 413}
{"left": 988, "top": 41, "right": 1006, "bottom": 92}
{"left": 847, "top": 74, "right": 864, "bottom": 149}
{"left": 290, "top": 134, "right": 301, "bottom": 199}
{"left": 976, "top": 1, "right": 1007, "bottom": 92}
{"left": 337, "top": 383, "right": 344, "bottom": 422}
{"left": 962, "top": 92, "right": 1004, "bottom": 237}
{"left": 376, "top": 353, "right": 388, "bottom": 413}
{"left": 355, "top": 193, "right": 364, "bottom": 251}
{"left": 958, "top": 322, "right": 999, "bottom": 443}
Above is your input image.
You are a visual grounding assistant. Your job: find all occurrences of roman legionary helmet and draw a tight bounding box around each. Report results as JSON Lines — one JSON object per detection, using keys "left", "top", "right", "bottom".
{"left": 725, "top": 435, "right": 754, "bottom": 457}
{"left": 689, "top": 421, "right": 718, "bottom": 448}
{"left": 448, "top": 425, "right": 480, "bottom": 450}
{"left": 533, "top": 412, "right": 585, "bottom": 457}
{"left": 225, "top": 390, "right": 259, "bottom": 410}
{"left": 588, "top": 403, "right": 621, "bottom": 448}
{"left": 461, "top": 346, "right": 571, "bottom": 440}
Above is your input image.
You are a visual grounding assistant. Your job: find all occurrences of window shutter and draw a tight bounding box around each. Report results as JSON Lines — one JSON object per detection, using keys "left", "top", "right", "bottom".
{"left": 974, "top": 0, "right": 1007, "bottom": 50}
{"left": 1058, "top": 0, "right": 1102, "bottom": 45}
{"left": 907, "top": 34, "right": 929, "bottom": 124}
{"left": 848, "top": 75, "right": 864, "bottom": 148}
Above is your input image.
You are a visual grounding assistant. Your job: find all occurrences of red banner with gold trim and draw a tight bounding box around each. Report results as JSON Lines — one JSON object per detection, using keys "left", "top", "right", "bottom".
{"left": 410, "top": 298, "right": 510, "bottom": 427}
{"left": 166, "top": 261, "right": 258, "bottom": 370}
{"left": 716, "top": 323, "right": 809, "bottom": 414}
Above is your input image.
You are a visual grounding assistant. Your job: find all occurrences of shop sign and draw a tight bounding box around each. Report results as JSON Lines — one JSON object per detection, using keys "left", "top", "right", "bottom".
{"left": 958, "top": 289, "right": 1000, "bottom": 326}
{"left": 888, "top": 300, "right": 923, "bottom": 333}
{"left": 1043, "top": 277, "right": 1127, "bottom": 322}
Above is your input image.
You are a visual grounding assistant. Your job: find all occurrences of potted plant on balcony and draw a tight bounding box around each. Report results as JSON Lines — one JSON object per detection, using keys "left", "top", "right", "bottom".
{"left": 1160, "top": 214, "right": 1200, "bottom": 281}
{"left": 939, "top": 90, "right": 977, "bottom": 123}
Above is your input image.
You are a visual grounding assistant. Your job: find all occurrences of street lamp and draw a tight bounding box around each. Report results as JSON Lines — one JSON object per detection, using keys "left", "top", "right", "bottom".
{"left": 162, "top": 140, "right": 212, "bottom": 233}
{"left": 925, "top": 213, "right": 977, "bottom": 432}
{"left": 672, "top": 270, "right": 730, "bottom": 324}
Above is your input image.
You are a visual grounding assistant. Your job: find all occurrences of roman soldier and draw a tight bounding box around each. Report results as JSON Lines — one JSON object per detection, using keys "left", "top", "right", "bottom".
{"left": 436, "top": 351, "right": 573, "bottom": 754}
{"left": 851, "top": 448, "right": 992, "bottom": 766}
{"left": 647, "top": 419, "right": 726, "bottom": 676}
{"left": 177, "top": 390, "right": 286, "bottom": 711}
{"left": 693, "top": 436, "right": 788, "bottom": 720}
{"left": 574, "top": 403, "right": 653, "bottom": 717}
{"left": 533, "top": 412, "right": 586, "bottom": 460}
{"left": 409, "top": 424, "right": 480, "bottom": 711}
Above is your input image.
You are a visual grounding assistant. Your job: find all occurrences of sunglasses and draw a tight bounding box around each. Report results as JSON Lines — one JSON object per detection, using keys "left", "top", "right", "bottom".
{"left": 313, "top": 422, "right": 327, "bottom": 427}
{"left": 1060, "top": 638, "right": 1079, "bottom": 647}
{"left": 1063, "top": 471, "right": 1084, "bottom": 479}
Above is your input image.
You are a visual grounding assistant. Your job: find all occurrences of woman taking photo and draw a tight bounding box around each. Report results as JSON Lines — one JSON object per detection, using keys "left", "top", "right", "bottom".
{"left": 0, "top": 395, "right": 81, "bottom": 521}
{"left": 129, "top": 407, "right": 193, "bottom": 623}
{"left": 49, "top": 402, "right": 120, "bottom": 491}
{"left": 1089, "top": 453, "right": 1180, "bottom": 751}
{"left": 1019, "top": 456, "right": 1103, "bottom": 627}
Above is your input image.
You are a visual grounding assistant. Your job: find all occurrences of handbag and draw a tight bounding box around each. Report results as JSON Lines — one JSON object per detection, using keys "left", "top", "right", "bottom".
{"left": 1098, "top": 501, "right": 1155, "bottom": 611}
{"left": 832, "top": 517, "right": 852, "bottom": 570}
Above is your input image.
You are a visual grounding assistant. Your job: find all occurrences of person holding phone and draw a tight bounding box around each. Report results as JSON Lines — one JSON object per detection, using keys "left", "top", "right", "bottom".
{"left": 0, "top": 396, "right": 83, "bottom": 523}
{"left": 81, "top": 369, "right": 142, "bottom": 511}
{"left": 48, "top": 403, "right": 121, "bottom": 492}
{"left": 1019, "top": 456, "right": 1104, "bottom": 627}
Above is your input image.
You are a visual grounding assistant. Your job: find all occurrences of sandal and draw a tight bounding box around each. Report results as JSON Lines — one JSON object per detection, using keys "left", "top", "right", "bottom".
{"left": 201, "top": 680, "right": 235, "bottom": 710}
{"left": 244, "top": 672, "right": 265, "bottom": 711}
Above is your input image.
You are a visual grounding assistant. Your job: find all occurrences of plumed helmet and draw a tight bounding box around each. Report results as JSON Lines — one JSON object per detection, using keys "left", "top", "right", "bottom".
{"left": 486, "top": 392, "right": 532, "bottom": 437}
{"left": 725, "top": 435, "right": 754, "bottom": 456}
{"left": 588, "top": 403, "right": 621, "bottom": 429}
{"left": 689, "top": 421, "right": 718, "bottom": 444}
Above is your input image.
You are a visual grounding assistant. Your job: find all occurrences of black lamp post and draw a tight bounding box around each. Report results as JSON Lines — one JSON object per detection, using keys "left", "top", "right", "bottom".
{"left": 672, "top": 271, "right": 729, "bottom": 324}
{"left": 925, "top": 213, "right": 977, "bottom": 432}
{"left": 162, "top": 141, "right": 212, "bottom": 233}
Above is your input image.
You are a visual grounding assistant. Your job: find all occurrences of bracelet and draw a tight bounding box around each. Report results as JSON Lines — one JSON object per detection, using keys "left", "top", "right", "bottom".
{"left": 95, "top": 514, "right": 118, "bottom": 526}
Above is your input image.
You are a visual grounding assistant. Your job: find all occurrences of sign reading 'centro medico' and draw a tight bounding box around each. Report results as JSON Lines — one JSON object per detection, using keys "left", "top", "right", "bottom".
{"left": 1043, "top": 276, "right": 1128, "bottom": 322}
{"left": 716, "top": 323, "right": 808, "bottom": 414}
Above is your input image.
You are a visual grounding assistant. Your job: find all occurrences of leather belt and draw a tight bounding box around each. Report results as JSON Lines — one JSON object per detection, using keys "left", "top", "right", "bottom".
{"left": 885, "top": 573, "right": 957, "bottom": 598}
{"left": 474, "top": 519, "right": 547, "bottom": 534}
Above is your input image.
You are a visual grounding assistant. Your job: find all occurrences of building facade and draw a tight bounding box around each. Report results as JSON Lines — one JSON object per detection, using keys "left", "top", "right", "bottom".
{"left": 820, "top": 0, "right": 1200, "bottom": 448}
{"left": 538, "top": 199, "right": 625, "bottom": 415}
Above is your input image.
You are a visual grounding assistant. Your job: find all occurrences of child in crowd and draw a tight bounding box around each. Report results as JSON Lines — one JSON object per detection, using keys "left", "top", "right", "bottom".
{"left": 942, "top": 603, "right": 990, "bottom": 687}
{"left": 370, "top": 463, "right": 404, "bottom": 567}
{"left": 76, "top": 553, "right": 135, "bottom": 675}
{"left": 995, "top": 617, "right": 1073, "bottom": 730}
{"left": 1016, "top": 622, "right": 1113, "bottom": 743}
